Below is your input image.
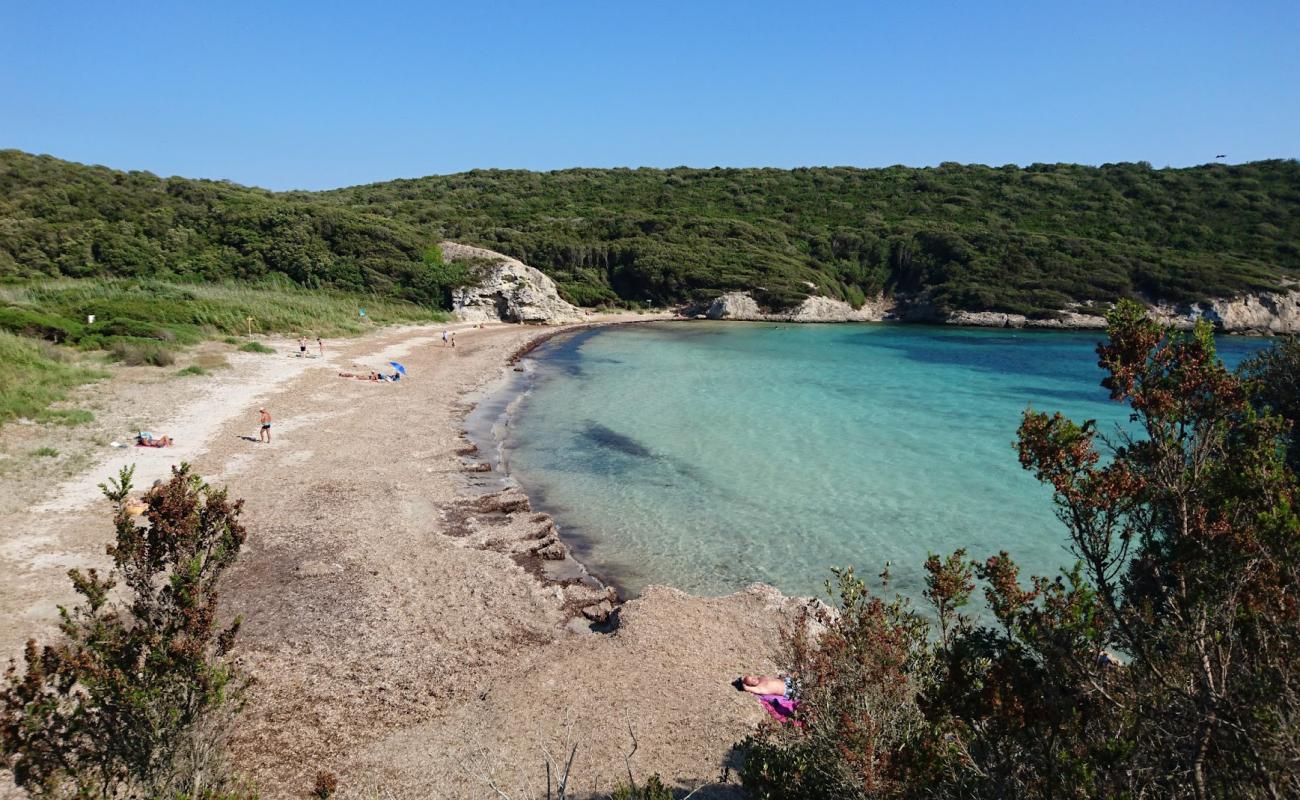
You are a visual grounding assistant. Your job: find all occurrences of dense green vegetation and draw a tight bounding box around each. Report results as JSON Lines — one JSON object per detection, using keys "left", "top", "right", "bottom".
{"left": 5, "top": 149, "right": 1299, "bottom": 315}
{"left": 318, "top": 160, "right": 1300, "bottom": 314}
{"left": 0, "top": 151, "right": 463, "bottom": 305}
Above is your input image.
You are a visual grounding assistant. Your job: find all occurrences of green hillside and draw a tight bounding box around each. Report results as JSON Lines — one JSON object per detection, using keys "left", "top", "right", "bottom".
{"left": 5, "top": 149, "right": 1300, "bottom": 316}
{"left": 0, "top": 150, "right": 461, "bottom": 305}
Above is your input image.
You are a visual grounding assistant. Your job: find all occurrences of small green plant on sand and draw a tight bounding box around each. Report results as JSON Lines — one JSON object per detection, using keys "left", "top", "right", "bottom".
{"left": 36, "top": 408, "right": 94, "bottom": 426}
{"left": 611, "top": 774, "right": 675, "bottom": 799}
{"left": 311, "top": 771, "right": 338, "bottom": 799}
{"left": 177, "top": 364, "right": 207, "bottom": 376}
{"left": 30, "top": 447, "right": 58, "bottom": 458}
{"left": 0, "top": 464, "right": 251, "bottom": 797}
{"left": 238, "top": 341, "right": 275, "bottom": 354}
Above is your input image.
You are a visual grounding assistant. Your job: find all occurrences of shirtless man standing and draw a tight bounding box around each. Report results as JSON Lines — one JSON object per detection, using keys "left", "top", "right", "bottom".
{"left": 259, "top": 408, "right": 272, "bottom": 443}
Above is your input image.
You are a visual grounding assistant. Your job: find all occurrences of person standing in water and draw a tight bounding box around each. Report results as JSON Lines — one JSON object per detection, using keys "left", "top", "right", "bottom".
{"left": 258, "top": 408, "right": 272, "bottom": 443}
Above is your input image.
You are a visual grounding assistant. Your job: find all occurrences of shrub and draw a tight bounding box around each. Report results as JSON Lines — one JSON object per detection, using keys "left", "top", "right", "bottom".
{"left": 30, "top": 447, "right": 58, "bottom": 458}
{"left": 238, "top": 341, "right": 275, "bottom": 354}
{"left": 0, "top": 306, "right": 83, "bottom": 343}
{"left": 89, "top": 316, "right": 168, "bottom": 340}
{"left": 739, "top": 568, "right": 931, "bottom": 800}
{"left": 1240, "top": 335, "right": 1300, "bottom": 472}
{"left": 0, "top": 464, "right": 250, "bottom": 797}
{"left": 177, "top": 364, "right": 207, "bottom": 376}
{"left": 311, "top": 771, "right": 338, "bottom": 799}
{"left": 611, "top": 774, "right": 675, "bottom": 800}
{"left": 108, "top": 340, "right": 176, "bottom": 366}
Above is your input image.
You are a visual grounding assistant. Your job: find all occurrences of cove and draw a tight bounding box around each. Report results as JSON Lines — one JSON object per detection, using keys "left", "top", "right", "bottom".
{"left": 488, "top": 322, "right": 1269, "bottom": 604}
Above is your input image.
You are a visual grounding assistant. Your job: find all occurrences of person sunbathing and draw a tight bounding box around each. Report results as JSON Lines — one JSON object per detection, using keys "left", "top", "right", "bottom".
{"left": 124, "top": 480, "right": 165, "bottom": 515}
{"left": 736, "top": 674, "right": 802, "bottom": 725}
{"left": 736, "top": 674, "right": 795, "bottom": 698}
{"left": 136, "top": 433, "right": 173, "bottom": 448}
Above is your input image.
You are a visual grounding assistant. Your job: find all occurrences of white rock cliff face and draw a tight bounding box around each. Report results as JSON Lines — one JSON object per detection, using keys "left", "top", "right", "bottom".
{"left": 705, "top": 292, "right": 890, "bottom": 322}
{"left": 443, "top": 242, "right": 583, "bottom": 324}
{"left": 441, "top": 241, "right": 1300, "bottom": 333}
{"left": 1150, "top": 289, "right": 1300, "bottom": 335}
{"left": 702, "top": 289, "right": 1300, "bottom": 333}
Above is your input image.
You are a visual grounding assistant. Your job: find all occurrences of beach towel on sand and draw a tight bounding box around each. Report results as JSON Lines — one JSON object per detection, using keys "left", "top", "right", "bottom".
{"left": 757, "top": 694, "right": 802, "bottom": 726}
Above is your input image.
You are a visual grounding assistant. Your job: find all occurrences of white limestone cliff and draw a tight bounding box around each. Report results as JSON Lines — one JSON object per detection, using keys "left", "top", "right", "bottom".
{"left": 443, "top": 242, "right": 583, "bottom": 325}
{"left": 700, "top": 288, "right": 1300, "bottom": 333}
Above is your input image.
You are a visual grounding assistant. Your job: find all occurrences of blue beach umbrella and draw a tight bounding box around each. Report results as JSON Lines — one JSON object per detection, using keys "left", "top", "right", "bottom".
{"left": 388, "top": 361, "right": 407, "bottom": 375}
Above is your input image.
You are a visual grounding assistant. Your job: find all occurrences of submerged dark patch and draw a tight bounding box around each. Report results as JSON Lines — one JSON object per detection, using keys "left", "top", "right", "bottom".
{"left": 580, "top": 423, "right": 656, "bottom": 459}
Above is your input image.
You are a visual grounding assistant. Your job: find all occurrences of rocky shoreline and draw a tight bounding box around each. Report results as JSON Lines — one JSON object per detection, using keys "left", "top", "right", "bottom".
{"left": 697, "top": 287, "right": 1300, "bottom": 335}
{"left": 440, "top": 239, "right": 1300, "bottom": 335}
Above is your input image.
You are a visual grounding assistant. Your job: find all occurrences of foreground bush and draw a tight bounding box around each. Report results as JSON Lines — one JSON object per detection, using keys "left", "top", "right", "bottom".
{"left": 1, "top": 464, "right": 250, "bottom": 797}
{"left": 1241, "top": 334, "right": 1300, "bottom": 472}
{"left": 741, "top": 568, "right": 930, "bottom": 800}
{"left": 740, "top": 302, "right": 1300, "bottom": 799}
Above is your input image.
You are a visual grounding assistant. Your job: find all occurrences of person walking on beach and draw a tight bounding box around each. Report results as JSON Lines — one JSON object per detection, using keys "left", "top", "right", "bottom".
{"left": 441, "top": 329, "right": 449, "bottom": 347}
{"left": 317, "top": 337, "right": 324, "bottom": 356}
{"left": 298, "top": 336, "right": 307, "bottom": 357}
{"left": 450, "top": 330, "right": 456, "bottom": 348}
{"left": 258, "top": 407, "right": 273, "bottom": 444}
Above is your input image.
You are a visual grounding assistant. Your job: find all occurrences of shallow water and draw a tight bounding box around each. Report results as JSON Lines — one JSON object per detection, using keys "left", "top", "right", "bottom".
{"left": 487, "top": 322, "right": 1269, "bottom": 604}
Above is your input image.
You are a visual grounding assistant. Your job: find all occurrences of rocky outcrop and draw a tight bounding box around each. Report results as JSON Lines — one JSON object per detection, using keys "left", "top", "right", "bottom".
{"left": 705, "top": 292, "right": 764, "bottom": 320}
{"left": 443, "top": 242, "right": 583, "bottom": 325}
{"left": 699, "top": 288, "right": 1300, "bottom": 333}
{"left": 944, "top": 310, "right": 1108, "bottom": 330}
{"left": 1150, "top": 288, "right": 1300, "bottom": 335}
{"left": 788, "top": 294, "right": 892, "bottom": 322}
{"left": 705, "top": 292, "right": 889, "bottom": 322}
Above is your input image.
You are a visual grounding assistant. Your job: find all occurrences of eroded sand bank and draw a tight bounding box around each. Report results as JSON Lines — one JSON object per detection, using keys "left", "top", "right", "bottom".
{"left": 0, "top": 319, "right": 804, "bottom": 798}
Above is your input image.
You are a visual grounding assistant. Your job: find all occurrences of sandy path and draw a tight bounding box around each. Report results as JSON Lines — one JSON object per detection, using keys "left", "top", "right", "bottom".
{"left": 1, "top": 318, "right": 799, "bottom": 799}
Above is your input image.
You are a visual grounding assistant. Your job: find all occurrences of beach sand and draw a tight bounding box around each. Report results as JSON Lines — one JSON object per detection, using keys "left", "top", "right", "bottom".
{"left": 0, "top": 319, "right": 804, "bottom": 798}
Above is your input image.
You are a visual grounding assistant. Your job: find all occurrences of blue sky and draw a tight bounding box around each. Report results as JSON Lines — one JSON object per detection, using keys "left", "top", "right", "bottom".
{"left": 2, "top": 1, "right": 1297, "bottom": 189}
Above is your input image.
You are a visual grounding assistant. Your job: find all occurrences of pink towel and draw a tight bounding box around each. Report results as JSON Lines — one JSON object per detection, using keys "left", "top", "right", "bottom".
{"left": 757, "top": 694, "right": 802, "bottom": 726}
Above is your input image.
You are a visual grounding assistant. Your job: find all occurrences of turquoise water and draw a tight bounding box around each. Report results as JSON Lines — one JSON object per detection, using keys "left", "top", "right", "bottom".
{"left": 491, "top": 322, "right": 1268, "bottom": 603}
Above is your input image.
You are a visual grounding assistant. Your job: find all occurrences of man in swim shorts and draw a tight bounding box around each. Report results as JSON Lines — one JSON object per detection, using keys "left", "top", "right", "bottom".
{"left": 259, "top": 407, "right": 272, "bottom": 443}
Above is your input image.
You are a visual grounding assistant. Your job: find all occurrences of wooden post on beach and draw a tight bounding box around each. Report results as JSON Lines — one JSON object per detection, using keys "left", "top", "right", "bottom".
{"left": 245, "top": 316, "right": 255, "bottom": 337}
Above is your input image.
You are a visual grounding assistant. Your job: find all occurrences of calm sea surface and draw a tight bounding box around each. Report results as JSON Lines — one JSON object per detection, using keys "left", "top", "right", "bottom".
{"left": 481, "top": 322, "right": 1268, "bottom": 603}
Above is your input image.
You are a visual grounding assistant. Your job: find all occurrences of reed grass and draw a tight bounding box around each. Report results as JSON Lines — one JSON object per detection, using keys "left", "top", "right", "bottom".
{"left": 0, "top": 277, "right": 449, "bottom": 423}
{"left": 0, "top": 331, "right": 106, "bottom": 424}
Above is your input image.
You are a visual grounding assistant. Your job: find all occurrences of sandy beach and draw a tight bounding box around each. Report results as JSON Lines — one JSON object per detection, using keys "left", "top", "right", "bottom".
{"left": 0, "top": 319, "right": 804, "bottom": 798}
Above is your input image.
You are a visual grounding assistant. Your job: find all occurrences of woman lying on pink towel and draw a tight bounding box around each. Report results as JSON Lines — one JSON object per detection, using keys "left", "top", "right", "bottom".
{"left": 735, "top": 674, "right": 803, "bottom": 725}
{"left": 135, "top": 433, "right": 173, "bottom": 448}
